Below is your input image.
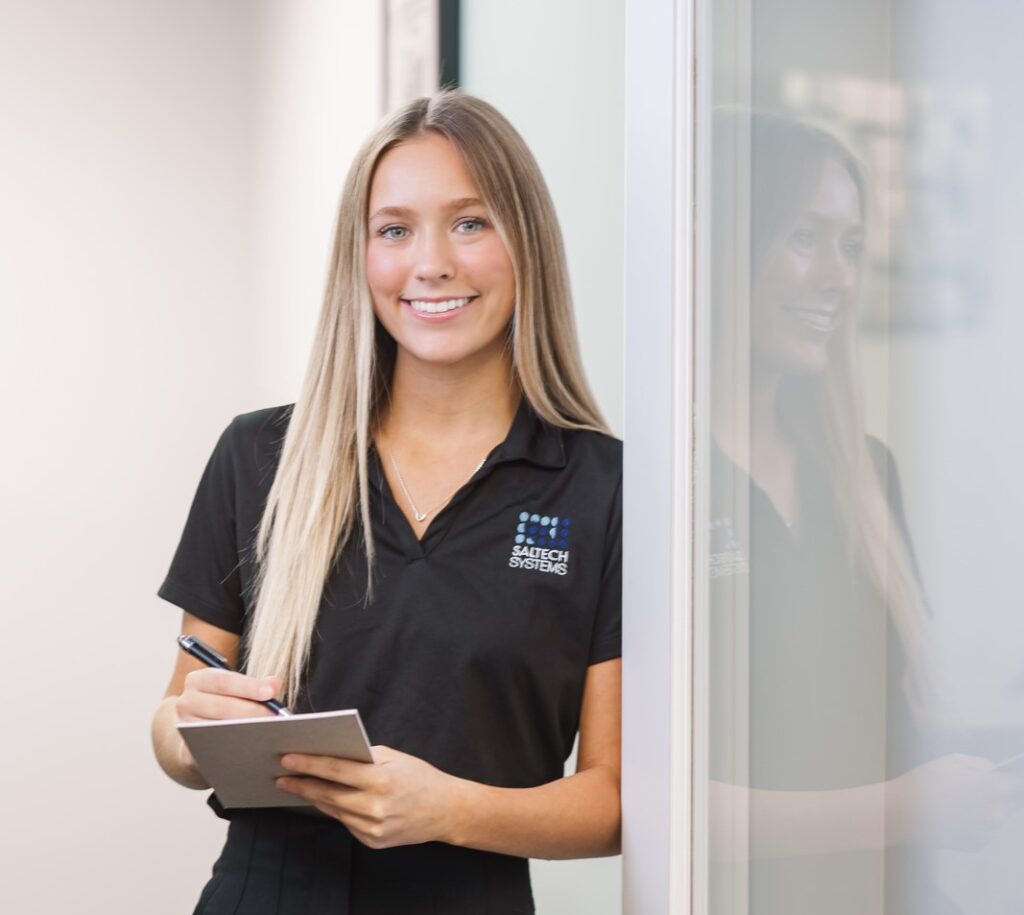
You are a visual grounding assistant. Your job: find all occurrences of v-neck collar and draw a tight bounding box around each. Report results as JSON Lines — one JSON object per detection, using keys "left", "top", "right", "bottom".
{"left": 368, "top": 399, "right": 567, "bottom": 555}
{"left": 710, "top": 438, "right": 808, "bottom": 541}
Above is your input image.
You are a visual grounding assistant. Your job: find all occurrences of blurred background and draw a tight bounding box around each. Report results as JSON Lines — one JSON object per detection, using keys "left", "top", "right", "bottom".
{"left": 0, "top": 1, "right": 623, "bottom": 912}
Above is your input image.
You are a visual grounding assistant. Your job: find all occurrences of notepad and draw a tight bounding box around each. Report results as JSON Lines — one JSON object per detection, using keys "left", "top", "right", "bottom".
{"left": 178, "top": 709, "right": 374, "bottom": 809}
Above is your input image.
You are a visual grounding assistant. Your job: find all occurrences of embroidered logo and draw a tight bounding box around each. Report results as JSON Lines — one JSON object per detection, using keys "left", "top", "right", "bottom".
{"left": 508, "top": 511, "right": 571, "bottom": 576}
{"left": 709, "top": 516, "right": 749, "bottom": 579}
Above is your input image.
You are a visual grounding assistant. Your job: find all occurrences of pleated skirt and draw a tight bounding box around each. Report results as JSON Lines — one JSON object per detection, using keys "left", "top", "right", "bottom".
{"left": 192, "top": 809, "right": 535, "bottom": 915}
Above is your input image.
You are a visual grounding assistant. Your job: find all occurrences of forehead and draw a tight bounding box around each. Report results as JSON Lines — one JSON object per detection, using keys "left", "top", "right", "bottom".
{"left": 802, "top": 157, "right": 862, "bottom": 224}
{"left": 368, "top": 133, "right": 481, "bottom": 212}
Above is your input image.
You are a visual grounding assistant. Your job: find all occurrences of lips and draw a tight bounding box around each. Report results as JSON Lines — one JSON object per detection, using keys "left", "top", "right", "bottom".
{"left": 402, "top": 296, "right": 478, "bottom": 315}
{"left": 784, "top": 305, "right": 839, "bottom": 332}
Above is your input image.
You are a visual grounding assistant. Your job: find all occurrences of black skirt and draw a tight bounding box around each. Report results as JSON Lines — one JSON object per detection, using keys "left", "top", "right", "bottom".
{"left": 192, "top": 809, "right": 535, "bottom": 915}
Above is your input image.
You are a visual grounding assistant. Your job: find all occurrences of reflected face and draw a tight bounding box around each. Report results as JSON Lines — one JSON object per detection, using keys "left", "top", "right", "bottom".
{"left": 365, "top": 132, "right": 516, "bottom": 369}
{"left": 751, "top": 156, "right": 864, "bottom": 377}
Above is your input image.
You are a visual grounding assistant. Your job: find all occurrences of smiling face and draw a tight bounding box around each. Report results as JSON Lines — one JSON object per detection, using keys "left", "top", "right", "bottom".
{"left": 365, "top": 132, "right": 517, "bottom": 370}
{"left": 751, "top": 155, "right": 865, "bottom": 377}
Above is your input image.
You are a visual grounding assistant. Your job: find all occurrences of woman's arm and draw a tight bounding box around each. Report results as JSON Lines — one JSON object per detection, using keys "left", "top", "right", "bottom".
{"left": 710, "top": 751, "right": 1024, "bottom": 860}
{"left": 449, "top": 656, "right": 621, "bottom": 858}
{"left": 277, "top": 658, "right": 622, "bottom": 859}
{"left": 150, "top": 612, "right": 279, "bottom": 789}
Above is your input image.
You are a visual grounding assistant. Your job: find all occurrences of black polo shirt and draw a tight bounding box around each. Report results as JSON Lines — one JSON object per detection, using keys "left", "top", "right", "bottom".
{"left": 157, "top": 399, "right": 621, "bottom": 914}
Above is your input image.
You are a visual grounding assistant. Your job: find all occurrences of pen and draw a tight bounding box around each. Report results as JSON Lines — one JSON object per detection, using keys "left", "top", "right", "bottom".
{"left": 176, "top": 634, "right": 291, "bottom": 716}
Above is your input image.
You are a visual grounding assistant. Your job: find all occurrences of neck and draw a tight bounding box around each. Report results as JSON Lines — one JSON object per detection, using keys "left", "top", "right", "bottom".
{"left": 379, "top": 345, "right": 520, "bottom": 446}
{"left": 711, "top": 362, "right": 787, "bottom": 471}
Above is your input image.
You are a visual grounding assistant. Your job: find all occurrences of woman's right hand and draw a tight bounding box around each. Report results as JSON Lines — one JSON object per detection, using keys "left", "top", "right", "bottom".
{"left": 173, "top": 669, "right": 283, "bottom": 770}
{"left": 888, "top": 753, "right": 1024, "bottom": 851}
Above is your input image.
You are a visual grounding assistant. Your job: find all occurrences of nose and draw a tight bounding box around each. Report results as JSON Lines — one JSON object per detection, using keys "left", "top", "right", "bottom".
{"left": 413, "top": 227, "right": 456, "bottom": 283}
{"left": 815, "top": 241, "right": 859, "bottom": 302}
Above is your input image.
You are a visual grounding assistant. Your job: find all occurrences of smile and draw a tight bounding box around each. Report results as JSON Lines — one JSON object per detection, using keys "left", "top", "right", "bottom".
{"left": 785, "top": 306, "right": 839, "bottom": 331}
{"left": 404, "top": 296, "right": 475, "bottom": 314}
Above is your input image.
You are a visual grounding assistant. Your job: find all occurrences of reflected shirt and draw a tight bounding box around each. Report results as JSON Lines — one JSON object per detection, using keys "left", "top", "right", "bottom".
{"left": 707, "top": 437, "right": 952, "bottom": 915}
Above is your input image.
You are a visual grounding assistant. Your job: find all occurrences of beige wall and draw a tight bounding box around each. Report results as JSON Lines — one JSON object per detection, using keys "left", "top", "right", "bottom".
{"left": 1, "top": 2, "right": 379, "bottom": 911}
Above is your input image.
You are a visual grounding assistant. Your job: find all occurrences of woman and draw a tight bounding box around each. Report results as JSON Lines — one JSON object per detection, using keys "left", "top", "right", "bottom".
{"left": 706, "top": 111, "right": 1022, "bottom": 913}
{"left": 151, "top": 92, "right": 622, "bottom": 915}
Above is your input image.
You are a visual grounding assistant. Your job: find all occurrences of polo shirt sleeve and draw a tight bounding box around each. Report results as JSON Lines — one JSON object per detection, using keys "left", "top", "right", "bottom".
{"left": 588, "top": 472, "right": 623, "bottom": 664}
{"left": 157, "top": 418, "right": 247, "bottom": 635}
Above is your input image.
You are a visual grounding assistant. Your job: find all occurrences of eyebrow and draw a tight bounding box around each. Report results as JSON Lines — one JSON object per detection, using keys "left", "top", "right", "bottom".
{"left": 800, "top": 210, "right": 864, "bottom": 231}
{"left": 368, "top": 197, "right": 486, "bottom": 221}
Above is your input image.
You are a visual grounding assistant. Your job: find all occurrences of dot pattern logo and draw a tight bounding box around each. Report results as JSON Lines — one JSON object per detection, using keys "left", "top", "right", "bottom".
{"left": 514, "top": 511, "right": 571, "bottom": 548}
{"left": 508, "top": 510, "right": 571, "bottom": 575}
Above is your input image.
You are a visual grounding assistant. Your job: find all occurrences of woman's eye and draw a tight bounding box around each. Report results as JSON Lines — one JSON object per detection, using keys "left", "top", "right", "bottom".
{"left": 380, "top": 225, "right": 409, "bottom": 240}
{"left": 842, "top": 239, "right": 865, "bottom": 260}
{"left": 788, "top": 228, "right": 815, "bottom": 251}
{"left": 455, "top": 218, "right": 486, "bottom": 234}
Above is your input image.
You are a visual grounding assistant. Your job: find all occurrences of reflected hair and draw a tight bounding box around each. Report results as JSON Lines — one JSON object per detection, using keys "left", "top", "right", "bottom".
{"left": 244, "top": 91, "right": 607, "bottom": 703}
{"left": 713, "top": 110, "right": 941, "bottom": 711}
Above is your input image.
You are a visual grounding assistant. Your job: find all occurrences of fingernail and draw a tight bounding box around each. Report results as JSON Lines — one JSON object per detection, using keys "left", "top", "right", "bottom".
{"left": 281, "top": 755, "right": 295, "bottom": 768}
{"left": 260, "top": 685, "right": 274, "bottom": 700}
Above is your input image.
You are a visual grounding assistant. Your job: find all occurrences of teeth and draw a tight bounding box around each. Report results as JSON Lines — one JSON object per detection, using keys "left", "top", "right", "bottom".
{"left": 408, "top": 297, "right": 471, "bottom": 314}
{"left": 790, "top": 309, "right": 836, "bottom": 330}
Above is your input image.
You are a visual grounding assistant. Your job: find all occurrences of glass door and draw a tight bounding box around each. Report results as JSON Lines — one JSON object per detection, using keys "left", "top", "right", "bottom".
{"left": 691, "top": 0, "right": 1024, "bottom": 912}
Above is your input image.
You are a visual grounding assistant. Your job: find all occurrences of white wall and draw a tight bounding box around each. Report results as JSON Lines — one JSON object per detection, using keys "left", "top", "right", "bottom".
{"left": 0, "top": 2, "right": 380, "bottom": 912}
{"left": 461, "top": 4, "right": 626, "bottom": 911}
{"left": 461, "top": 1, "right": 626, "bottom": 438}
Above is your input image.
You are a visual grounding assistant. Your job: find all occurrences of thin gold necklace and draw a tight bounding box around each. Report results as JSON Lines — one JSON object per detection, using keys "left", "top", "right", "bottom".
{"left": 389, "top": 451, "right": 487, "bottom": 523}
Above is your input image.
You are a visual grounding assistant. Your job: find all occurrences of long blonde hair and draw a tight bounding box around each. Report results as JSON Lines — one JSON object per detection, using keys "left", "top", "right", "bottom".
{"left": 244, "top": 92, "right": 607, "bottom": 703}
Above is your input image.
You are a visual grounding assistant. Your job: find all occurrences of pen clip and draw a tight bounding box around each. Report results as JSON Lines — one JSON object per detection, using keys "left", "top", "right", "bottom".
{"left": 177, "top": 634, "right": 228, "bottom": 666}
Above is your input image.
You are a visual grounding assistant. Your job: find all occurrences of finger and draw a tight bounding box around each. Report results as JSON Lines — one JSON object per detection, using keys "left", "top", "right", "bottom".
{"left": 185, "top": 668, "right": 281, "bottom": 702}
{"left": 280, "top": 754, "right": 381, "bottom": 789}
{"left": 178, "top": 738, "right": 197, "bottom": 770}
{"left": 306, "top": 802, "right": 385, "bottom": 847}
{"left": 276, "top": 776, "right": 368, "bottom": 813}
{"left": 177, "top": 691, "right": 277, "bottom": 722}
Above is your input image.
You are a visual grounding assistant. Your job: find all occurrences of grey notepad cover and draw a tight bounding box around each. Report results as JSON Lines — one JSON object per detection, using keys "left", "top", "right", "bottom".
{"left": 178, "top": 709, "right": 374, "bottom": 809}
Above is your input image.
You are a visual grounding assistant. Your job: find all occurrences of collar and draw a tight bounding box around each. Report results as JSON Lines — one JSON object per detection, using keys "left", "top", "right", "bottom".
{"left": 490, "top": 398, "right": 568, "bottom": 470}
{"left": 368, "top": 398, "right": 567, "bottom": 491}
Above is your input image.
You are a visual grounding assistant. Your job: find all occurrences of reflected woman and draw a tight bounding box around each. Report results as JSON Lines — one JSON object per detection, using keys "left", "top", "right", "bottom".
{"left": 707, "top": 112, "right": 1022, "bottom": 914}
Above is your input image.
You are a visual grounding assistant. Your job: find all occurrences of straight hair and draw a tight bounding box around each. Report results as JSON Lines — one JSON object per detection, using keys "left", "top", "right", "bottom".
{"left": 244, "top": 92, "right": 607, "bottom": 704}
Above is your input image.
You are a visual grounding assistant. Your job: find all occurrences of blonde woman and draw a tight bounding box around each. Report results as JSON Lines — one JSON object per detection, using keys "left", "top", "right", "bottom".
{"left": 151, "top": 93, "right": 621, "bottom": 915}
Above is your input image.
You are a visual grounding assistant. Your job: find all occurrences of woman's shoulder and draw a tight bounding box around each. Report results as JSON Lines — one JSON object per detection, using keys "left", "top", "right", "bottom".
{"left": 227, "top": 403, "right": 294, "bottom": 439}
{"left": 865, "top": 433, "right": 896, "bottom": 476}
{"left": 212, "top": 404, "right": 294, "bottom": 478}
{"left": 559, "top": 425, "right": 622, "bottom": 485}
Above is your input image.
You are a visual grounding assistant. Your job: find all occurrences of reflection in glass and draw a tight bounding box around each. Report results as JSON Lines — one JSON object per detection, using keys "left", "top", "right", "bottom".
{"left": 703, "top": 106, "right": 1024, "bottom": 913}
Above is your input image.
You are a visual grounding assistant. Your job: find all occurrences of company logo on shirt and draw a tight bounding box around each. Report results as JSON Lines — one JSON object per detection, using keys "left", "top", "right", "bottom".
{"left": 709, "top": 516, "right": 749, "bottom": 579}
{"left": 509, "top": 511, "right": 570, "bottom": 576}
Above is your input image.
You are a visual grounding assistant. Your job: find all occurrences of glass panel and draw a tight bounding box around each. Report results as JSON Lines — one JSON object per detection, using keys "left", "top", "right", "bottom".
{"left": 695, "top": 1, "right": 1024, "bottom": 911}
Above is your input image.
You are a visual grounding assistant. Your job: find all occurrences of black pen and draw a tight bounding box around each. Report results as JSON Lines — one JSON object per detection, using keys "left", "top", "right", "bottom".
{"left": 176, "top": 634, "right": 291, "bottom": 716}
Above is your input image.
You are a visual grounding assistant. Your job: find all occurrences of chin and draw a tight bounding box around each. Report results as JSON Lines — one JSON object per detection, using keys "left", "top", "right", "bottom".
{"left": 757, "top": 342, "right": 831, "bottom": 378}
{"left": 400, "top": 340, "right": 485, "bottom": 367}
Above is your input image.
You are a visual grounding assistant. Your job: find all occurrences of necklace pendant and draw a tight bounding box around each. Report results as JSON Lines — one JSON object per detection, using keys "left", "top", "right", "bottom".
{"left": 414, "top": 511, "right": 427, "bottom": 522}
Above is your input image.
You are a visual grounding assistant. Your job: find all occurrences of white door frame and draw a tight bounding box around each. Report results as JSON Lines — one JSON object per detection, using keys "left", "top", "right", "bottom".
{"left": 622, "top": 0, "right": 696, "bottom": 912}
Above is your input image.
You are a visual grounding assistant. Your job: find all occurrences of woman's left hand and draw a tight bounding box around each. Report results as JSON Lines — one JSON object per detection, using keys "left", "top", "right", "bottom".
{"left": 276, "top": 746, "right": 464, "bottom": 849}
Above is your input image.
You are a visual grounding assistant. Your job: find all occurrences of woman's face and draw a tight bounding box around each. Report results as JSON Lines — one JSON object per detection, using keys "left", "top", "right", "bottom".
{"left": 751, "top": 156, "right": 864, "bottom": 377}
{"left": 365, "top": 132, "right": 516, "bottom": 369}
